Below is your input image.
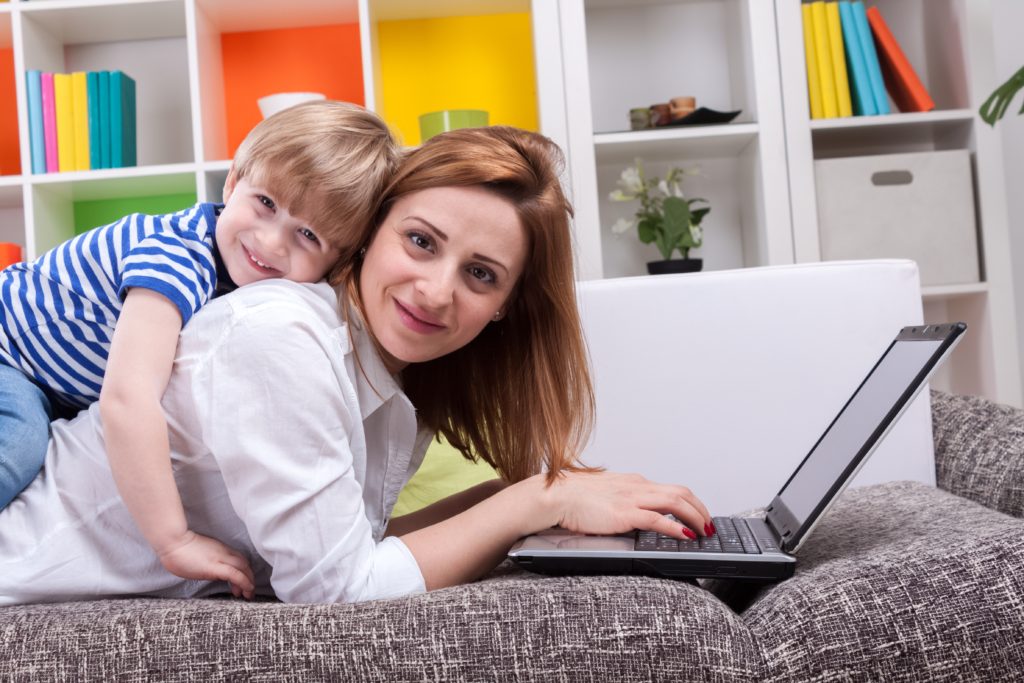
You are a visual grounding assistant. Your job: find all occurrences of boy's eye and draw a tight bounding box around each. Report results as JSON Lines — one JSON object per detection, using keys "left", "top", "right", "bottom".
{"left": 258, "top": 195, "right": 275, "bottom": 210}
{"left": 298, "top": 227, "right": 320, "bottom": 244}
{"left": 468, "top": 265, "right": 496, "bottom": 284}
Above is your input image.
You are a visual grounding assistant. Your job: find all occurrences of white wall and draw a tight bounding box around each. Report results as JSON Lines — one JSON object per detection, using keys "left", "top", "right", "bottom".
{"left": 993, "top": 0, "right": 1024, "bottom": 400}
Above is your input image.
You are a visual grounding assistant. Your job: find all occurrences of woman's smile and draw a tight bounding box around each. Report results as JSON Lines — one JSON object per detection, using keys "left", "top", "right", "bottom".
{"left": 393, "top": 298, "right": 446, "bottom": 334}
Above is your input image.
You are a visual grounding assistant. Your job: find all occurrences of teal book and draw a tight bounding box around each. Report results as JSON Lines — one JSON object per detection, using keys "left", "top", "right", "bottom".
{"left": 25, "top": 70, "right": 46, "bottom": 174}
{"left": 109, "top": 71, "right": 137, "bottom": 167}
{"left": 851, "top": 0, "right": 890, "bottom": 114}
{"left": 839, "top": 1, "right": 876, "bottom": 116}
{"left": 98, "top": 71, "right": 110, "bottom": 169}
{"left": 86, "top": 71, "right": 102, "bottom": 169}
{"left": 124, "top": 74, "right": 136, "bottom": 167}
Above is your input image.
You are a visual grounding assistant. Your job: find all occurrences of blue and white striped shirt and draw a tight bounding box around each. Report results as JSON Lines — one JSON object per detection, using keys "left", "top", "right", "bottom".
{"left": 0, "top": 202, "right": 224, "bottom": 410}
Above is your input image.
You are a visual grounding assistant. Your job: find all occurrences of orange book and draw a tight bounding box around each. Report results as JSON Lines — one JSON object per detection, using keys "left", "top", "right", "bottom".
{"left": 865, "top": 6, "right": 934, "bottom": 112}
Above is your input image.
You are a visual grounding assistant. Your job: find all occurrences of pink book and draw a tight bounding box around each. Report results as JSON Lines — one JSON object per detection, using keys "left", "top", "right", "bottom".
{"left": 41, "top": 72, "right": 58, "bottom": 173}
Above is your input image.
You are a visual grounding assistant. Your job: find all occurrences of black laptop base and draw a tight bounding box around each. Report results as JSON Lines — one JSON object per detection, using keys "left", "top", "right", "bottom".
{"left": 511, "top": 553, "right": 796, "bottom": 582}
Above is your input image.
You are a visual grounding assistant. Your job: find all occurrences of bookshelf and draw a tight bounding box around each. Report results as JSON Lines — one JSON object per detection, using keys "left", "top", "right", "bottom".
{"left": 775, "top": 0, "right": 1020, "bottom": 405}
{"left": 1, "top": 0, "right": 1017, "bottom": 406}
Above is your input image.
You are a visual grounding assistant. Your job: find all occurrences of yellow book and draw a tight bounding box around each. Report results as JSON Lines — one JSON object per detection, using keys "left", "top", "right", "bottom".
{"left": 825, "top": 2, "right": 853, "bottom": 117}
{"left": 71, "top": 72, "right": 91, "bottom": 171}
{"left": 811, "top": 1, "right": 838, "bottom": 118}
{"left": 53, "top": 73, "right": 76, "bottom": 172}
{"left": 802, "top": 3, "right": 824, "bottom": 119}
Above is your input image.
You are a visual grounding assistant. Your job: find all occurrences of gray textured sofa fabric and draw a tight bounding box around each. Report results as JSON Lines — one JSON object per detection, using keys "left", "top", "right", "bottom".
{"left": 3, "top": 390, "right": 1023, "bottom": 682}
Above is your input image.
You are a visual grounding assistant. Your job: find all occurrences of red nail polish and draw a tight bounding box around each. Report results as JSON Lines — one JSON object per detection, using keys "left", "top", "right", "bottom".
{"left": 710, "top": 521, "right": 717, "bottom": 535}
{"left": 704, "top": 523, "right": 712, "bottom": 536}
{"left": 683, "top": 527, "right": 697, "bottom": 540}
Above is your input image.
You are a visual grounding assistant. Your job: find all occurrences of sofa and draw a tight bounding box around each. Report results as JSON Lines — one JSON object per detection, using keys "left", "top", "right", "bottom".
{"left": 2, "top": 389, "right": 1022, "bottom": 680}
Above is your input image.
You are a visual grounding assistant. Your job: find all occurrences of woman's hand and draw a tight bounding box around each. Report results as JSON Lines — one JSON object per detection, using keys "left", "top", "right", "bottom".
{"left": 157, "top": 530, "right": 257, "bottom": 600}
{"left": 546, "top": 471, "right": 713, "bottom": 540}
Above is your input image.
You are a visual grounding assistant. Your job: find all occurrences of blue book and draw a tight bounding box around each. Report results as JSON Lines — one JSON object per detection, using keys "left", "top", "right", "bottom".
{"left": 86, "top": 72, "right": 101, "bottom": 169}
{"left": 124, "top": 74, "right": 136, "bottom": 167}
{"left": 98, "top": 71, "right": 110, "bottom": 169}
{"left": 839, "top": 1, "right": 876, "bottom": 116}
{"left": 851, "top": 0, "right": 890, "bottom": 115}
{"left": 25, "top": 70, "right": 46, "bottom": 174}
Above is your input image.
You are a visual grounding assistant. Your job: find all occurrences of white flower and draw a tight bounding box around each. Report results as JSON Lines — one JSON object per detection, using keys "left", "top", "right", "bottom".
{"left": 657, "top": 179, "right": 671, "bottom": 197}
{"left": 613, "top": 165, "right": 644, "bottom": 198}
{"left": 690, "top": 224, "right": 703, "bottom": 243}
{"left": 611, "top": 217, "right": 636, "bottom": 235}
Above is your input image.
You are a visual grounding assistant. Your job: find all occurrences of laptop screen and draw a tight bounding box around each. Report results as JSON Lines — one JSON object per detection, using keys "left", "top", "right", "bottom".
{"left": 773, "top": 327, "right": 959, "bottom": 540}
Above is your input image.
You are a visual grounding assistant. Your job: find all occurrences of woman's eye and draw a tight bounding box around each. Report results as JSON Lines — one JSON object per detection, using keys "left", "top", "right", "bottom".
{"left": 298, "top": 227, "right": 320, "bottom": 244}
{"left": 408, "top": 232, "right": 434, "bottom": 252}
{"left": 468, "top": 265, "right": 496, "bottom": 284}
{"left": 257, "top": 195, "right": 275, "bottom": 210}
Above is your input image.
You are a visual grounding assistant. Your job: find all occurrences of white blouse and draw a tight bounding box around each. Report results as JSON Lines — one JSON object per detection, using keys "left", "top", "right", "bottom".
{"left": 0, "top": 280, "right": 432, "bottom": 606}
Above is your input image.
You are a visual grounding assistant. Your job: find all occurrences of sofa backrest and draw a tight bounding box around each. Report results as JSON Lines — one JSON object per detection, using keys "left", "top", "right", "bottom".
{"left": 576, "top": 259, "right": 934, "bottom": 515}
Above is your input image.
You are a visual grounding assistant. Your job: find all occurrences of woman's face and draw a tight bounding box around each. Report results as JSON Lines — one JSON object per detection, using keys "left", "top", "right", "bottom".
{"left": 359, "top": 185, "right": 528, "bottom": 374}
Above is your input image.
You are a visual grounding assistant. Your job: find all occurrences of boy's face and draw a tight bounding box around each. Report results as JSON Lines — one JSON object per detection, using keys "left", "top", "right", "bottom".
{"left": 216, "top": 174, "right": 341, "bottom": 287}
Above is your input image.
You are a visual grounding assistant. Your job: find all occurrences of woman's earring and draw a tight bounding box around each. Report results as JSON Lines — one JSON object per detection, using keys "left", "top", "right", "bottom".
{"left": 358, "top": 247, "right": 367, "bottom": 258}
{"left": 493, "top": 311, "right": 502, "bottom": 321}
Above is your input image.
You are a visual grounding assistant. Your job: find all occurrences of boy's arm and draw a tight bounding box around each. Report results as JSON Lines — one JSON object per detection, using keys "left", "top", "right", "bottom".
{"left": 100, "top": 288, "right": 255, "bottom": 598}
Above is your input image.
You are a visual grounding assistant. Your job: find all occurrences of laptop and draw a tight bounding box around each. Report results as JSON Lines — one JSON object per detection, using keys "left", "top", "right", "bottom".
{"left": 508, "top": 322, "right": 966, "bottom": 582}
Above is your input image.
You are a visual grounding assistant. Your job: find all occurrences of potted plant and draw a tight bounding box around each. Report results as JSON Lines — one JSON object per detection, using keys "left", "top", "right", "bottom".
{"left": 609, "top": 160, "right": 710, "bottom": 274}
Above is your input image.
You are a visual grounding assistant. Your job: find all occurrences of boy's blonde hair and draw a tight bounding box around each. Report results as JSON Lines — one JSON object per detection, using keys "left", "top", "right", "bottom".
{"left": 231, "top": 100, "right": 399, "bottom": 261}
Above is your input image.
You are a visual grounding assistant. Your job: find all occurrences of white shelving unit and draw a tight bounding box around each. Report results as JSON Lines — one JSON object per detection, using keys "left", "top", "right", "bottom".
{"left": 2, "top": 0, "right": 1017, "bottom": 406}
{"left": 775, "top": 0, "right": 1020, "bottom": 406}
{"left": 546, "top": 0, "right": 793, "bottom": 282}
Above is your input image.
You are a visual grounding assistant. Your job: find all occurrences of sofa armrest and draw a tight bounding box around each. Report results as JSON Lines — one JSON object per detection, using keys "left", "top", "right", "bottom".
{"left": 930, "top": 389, "right": 1024, "bottom": 518}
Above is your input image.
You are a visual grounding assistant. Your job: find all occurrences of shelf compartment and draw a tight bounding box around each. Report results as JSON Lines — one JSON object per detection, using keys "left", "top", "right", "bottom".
{"left": 29, "top": 166, "right": 197, "bottom": 255}
{"left": 594, "top": 124, "right": 759, "bottom": 166}
{"left": 193, "top": 0, "right": 363, "bottom": 162}
{"left": 19, "top": 1, "right": 193, "bottom": 169}
{"left": 583, "top": 0, "right": 758, "bottom": 136}
{"left": 594, "top": 152, "right": 763, "bottom": 278}
{"left": 370, "top": 1, "right": 536, "bottom": 146}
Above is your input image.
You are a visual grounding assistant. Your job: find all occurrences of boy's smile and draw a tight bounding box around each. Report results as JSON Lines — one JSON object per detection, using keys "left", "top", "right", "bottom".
{"left": 216, "top": 174, "right": 340, "bottom": 287}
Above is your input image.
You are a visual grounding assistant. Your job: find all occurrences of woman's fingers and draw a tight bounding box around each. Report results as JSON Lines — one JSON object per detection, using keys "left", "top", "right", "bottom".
{"left": 634, "top": 482, "right": 712, "bottom": 536}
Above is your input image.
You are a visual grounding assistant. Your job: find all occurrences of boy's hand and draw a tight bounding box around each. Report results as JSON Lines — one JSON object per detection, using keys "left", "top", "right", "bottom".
{"left": 157, "top": 530, "right": 257, "bottom": 600}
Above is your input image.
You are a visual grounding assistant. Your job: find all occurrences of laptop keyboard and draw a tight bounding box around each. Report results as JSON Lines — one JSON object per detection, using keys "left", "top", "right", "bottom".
{"left": 634, "top": 517, "right": 781, "bottom": 554}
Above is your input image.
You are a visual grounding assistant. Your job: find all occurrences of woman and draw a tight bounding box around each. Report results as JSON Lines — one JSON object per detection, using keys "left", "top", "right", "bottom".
{"left": 0, "top": 127, "right": 710, "bottom": 605}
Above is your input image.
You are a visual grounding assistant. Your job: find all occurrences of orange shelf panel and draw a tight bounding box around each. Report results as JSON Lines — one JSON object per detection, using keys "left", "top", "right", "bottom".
{"left": 221, "top": 24, "right": 364, "bottom": 158}
{"left": 0, "top": 47, "right": 20, "bottom": 176}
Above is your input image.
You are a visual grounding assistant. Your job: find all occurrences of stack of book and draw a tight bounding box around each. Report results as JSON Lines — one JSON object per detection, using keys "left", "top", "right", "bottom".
{"left": 802, "top": 1, "right": 934, "bottom": 119}
{"left": 24, "top": 70, "right": 137, "bottom": 174}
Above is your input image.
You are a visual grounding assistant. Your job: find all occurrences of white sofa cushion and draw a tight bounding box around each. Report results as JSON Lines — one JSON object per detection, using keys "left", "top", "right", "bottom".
{"left": 577, "top": 259, "right": 932, "bottom": 515}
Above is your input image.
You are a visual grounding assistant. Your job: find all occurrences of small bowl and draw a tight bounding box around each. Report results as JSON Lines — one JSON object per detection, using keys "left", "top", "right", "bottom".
{"left": 257, "top": 92, "right": 327, "bottom": 119}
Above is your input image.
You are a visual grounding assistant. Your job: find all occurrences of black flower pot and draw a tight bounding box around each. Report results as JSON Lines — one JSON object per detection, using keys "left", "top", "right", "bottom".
{"left": 646, "top": 258, "right": 703, "bottom": 275}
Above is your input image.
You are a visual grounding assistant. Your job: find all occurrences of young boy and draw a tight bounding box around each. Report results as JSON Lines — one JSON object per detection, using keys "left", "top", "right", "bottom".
{"left": 0, "top": 100, "right": 398, "bottom": 597}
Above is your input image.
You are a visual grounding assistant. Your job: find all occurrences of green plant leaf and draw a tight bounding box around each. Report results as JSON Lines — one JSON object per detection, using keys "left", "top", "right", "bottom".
{"left": 980, "top": 65, "right": 1024, "bottom": 127}
{"left": 691, "top": 207, "right": 710, "bottom": 223}
{"left": 662, "top": 196, "right": 691, "bottom": 257}
{"left": 637, "top": 217, "right": 657, "bottom": 244}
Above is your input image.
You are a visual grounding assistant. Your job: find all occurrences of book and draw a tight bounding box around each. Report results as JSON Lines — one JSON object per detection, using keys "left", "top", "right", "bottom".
{"left": 825, "top": 2, "right": 852, "bottom": 117}
{"left": 866, "top": 6, "right": 935, "bottom": 113}
{"left": 810, "top": 1, "right": 838, "bottom": 118}
{"left": 87, "top": 72, "right": 102, "bottom": 169}
{"left": 25, "top": 70, "right": 46, "bottom": 174}
{"left": 98, "top": 71, "right": 111, "bottom": 169}
{"left": 41, "top": 72, "right": 58, "bottom": 173}
{"left": 53, "top": 73, "right": 75, "bottom": 172}
{"left": 802, "top": 3, "right": 825, "bottom": 119}
{"left": 851, "top": 1, "right": 890, "bottom": 114}
{"left": 71, "top": 72, "right": 90, "bottom": 171}
{"left": 110, "top": 71, "right": 137, "bottom": 168}
{"left": 838, "top": 1, "right": 876, "bottom": 116}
